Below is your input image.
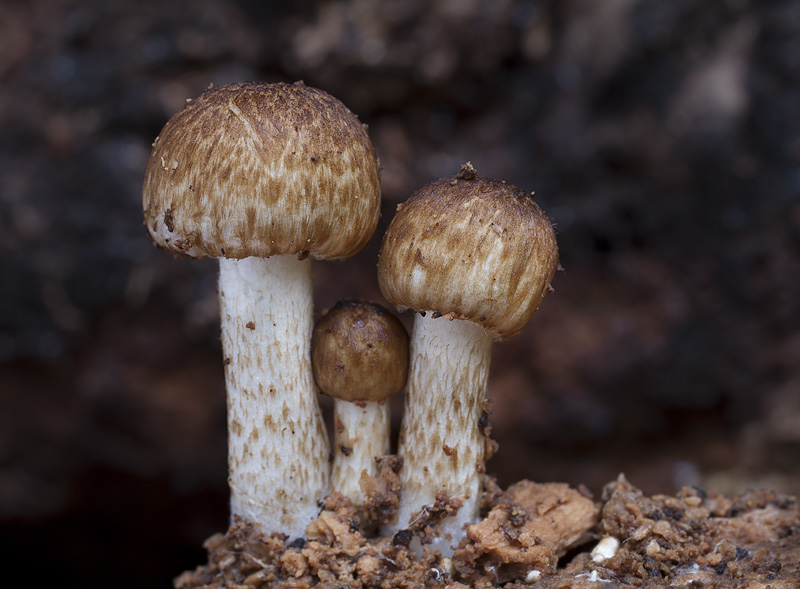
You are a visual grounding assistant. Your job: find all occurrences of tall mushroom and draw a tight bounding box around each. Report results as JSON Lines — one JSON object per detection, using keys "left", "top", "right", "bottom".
{"left": 311, "top": 300, "right": 408, "bottom": 505}
{"left": 142, "top": 82, "right": 381, "bottom": 538}
{"left": 377, "top": 163, "right": 558, "bottom": 554}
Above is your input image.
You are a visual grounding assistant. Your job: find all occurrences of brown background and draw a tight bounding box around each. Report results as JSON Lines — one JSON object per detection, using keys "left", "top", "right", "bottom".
{"left": 2, "top": 0, "right": 799, "bottom": 586}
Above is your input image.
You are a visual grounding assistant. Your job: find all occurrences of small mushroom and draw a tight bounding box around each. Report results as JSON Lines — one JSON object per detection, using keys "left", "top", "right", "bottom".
{"left": 311, "top": 300, "right": 409, "bottom": 505}
{"left": 377, "top": 162, "right": 559, "bottom": 554}
{"left": 142, "top": 82, "right": 381, "bottom": 538}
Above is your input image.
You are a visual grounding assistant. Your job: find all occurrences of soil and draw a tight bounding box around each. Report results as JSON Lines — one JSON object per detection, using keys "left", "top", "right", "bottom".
{"left": 174, "top": 473, "right": 799, "bottom": 588}
{"left": 2, "top": 1, "right": 800, "bottom": 587}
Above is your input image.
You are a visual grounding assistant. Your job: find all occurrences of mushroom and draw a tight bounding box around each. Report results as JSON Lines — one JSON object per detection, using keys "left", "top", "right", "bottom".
{"left": 311, "top": 300, "right": 409, "bottom": 505}
{"left": 376, "top": 162, "right": 559, "bottom": 554}
{"left": 142, "top": 82, "right": 381, "bottom": 538}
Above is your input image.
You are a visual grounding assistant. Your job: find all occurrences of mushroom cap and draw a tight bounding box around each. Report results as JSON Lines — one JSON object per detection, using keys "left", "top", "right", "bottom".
{"left": 311, "top": 300, "right": 409, "bottom": 403}
{"left": 377, "top": 163, "right": 559, "bottom": 340}
{"left": 142, "top": 81, "right": 381, "bottom": 260}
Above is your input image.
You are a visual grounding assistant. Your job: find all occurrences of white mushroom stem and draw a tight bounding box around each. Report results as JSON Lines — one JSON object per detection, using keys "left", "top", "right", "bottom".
{"left": 219, "top": 255, "right": 329, "bottom": 539}
{"left": 394, "top": 312, "right": 492, "bottom": 555}
{"left": 331, "top": 399, "right": 390, "bottom": 504}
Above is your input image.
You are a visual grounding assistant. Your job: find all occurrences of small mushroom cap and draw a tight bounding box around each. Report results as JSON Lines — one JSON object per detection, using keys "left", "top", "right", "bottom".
{"left": 377, "top": 163, "right": 559, "bottom": 340}
{"left": 311, "top": 300, "right": 409, "bottom": 403}
{"left": 142, "top": 81, "right": 381, "bottom": 260}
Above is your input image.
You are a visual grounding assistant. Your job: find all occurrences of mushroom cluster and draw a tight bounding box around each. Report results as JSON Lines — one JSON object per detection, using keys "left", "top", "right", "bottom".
{"left": 143, "top": 83, "right": 558, "bottom": 557}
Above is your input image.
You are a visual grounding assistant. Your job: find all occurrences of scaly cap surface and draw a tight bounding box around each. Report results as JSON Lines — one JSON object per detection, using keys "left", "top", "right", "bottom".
{"left": 143, "top": 81, "right": 381, "bottom": 260}
{"left": 377, "top": 163, "right": 559, "bottom": 340}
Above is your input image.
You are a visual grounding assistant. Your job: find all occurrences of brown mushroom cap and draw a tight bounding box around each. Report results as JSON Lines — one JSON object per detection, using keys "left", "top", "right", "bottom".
{"left": 311, "top": 300, "right": 409, "bottom": 403}
{"left": 377, "top": 163, "right": 559, "bottom": 340}
{"left": 142, "top": 81, "right": 381, "bottom": 260}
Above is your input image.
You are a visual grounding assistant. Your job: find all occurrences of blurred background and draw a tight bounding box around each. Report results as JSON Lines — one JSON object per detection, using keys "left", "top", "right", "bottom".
{"left": 2, "top": 0, "right": 799, "bottom": 585}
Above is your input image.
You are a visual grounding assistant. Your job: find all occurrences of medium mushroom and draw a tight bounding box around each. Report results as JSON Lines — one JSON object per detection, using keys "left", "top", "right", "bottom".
{"left": 311, "top": 300, "right": 409, "bottom": 505}
{"left": 142, "top": 82, "right": 381, "bottom": 538}
{"left": 377, "top": 162, "right": 559, "bottom": 554}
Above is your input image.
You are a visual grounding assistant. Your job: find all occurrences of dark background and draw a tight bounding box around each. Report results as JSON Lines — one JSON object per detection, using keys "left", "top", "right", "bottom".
{"left": 2, "top": 0, "right": 799, "bottom": 585}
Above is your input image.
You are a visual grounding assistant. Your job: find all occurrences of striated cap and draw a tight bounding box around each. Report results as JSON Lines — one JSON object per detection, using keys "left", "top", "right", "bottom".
{"left": 142, "top": 81, "right": 381, "bottom": 260}
{"left": 311, "top": 300, "right": 409, "bottom": 403}
{"left": 377, "top": 163, "right": 559, "bottom": 340}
